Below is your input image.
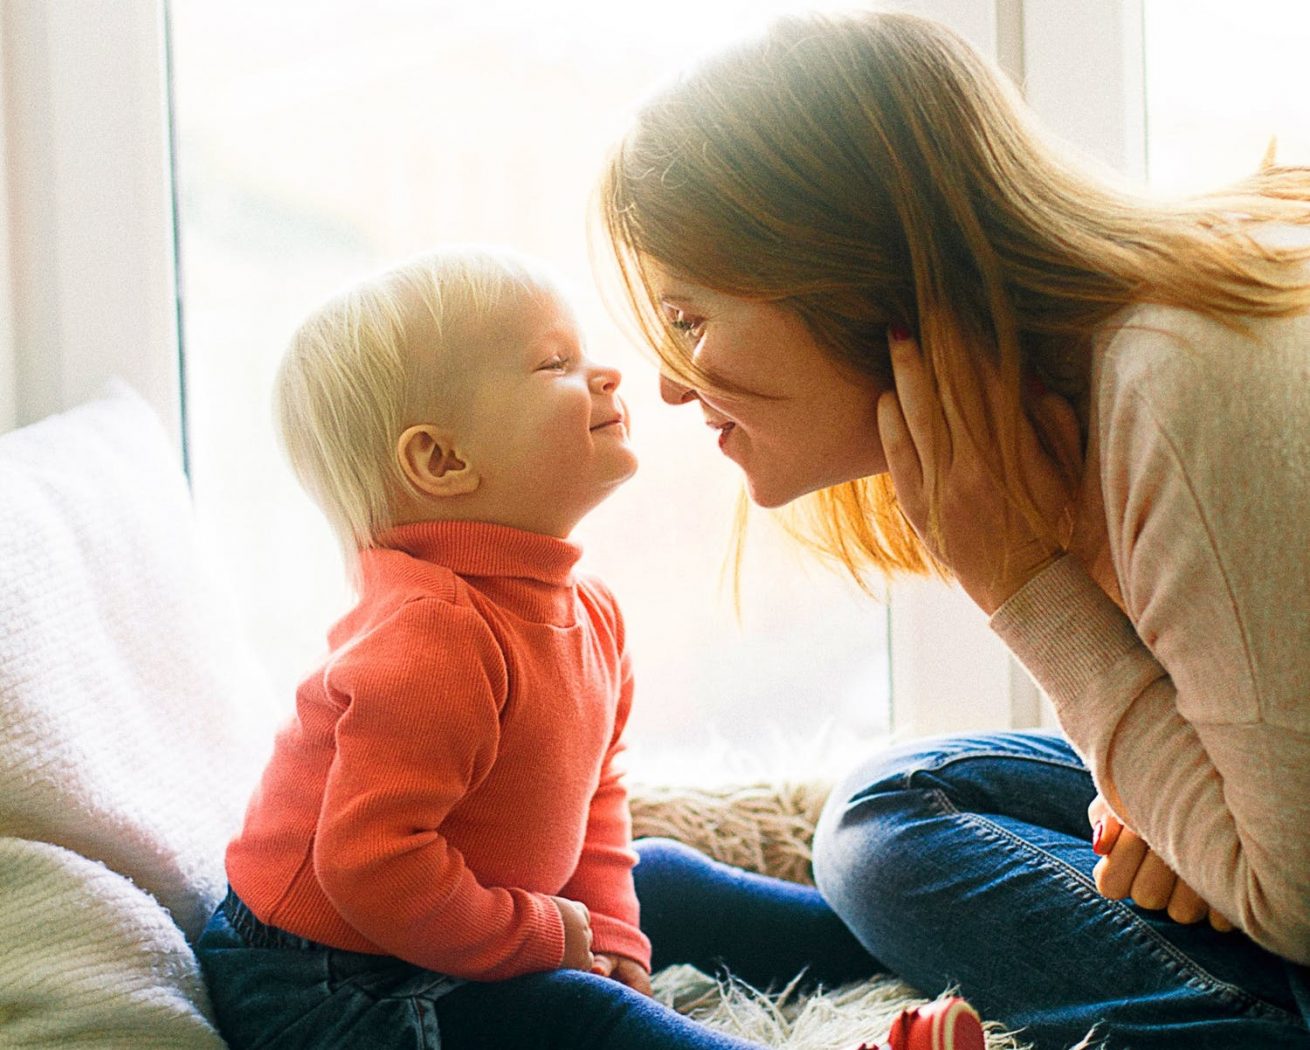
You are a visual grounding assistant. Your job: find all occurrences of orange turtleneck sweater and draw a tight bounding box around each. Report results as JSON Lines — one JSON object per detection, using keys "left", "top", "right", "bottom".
{"left": 225, "top": 520, "right": 651, "bottom": 980}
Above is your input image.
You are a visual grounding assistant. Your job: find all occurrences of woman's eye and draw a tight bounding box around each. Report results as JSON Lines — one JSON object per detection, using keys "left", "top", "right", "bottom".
{"left": 668, "top": 312, "right": 705, "bottom": 342}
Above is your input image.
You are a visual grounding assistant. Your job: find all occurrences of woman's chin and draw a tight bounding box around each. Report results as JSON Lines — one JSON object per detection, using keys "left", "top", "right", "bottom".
{"left": 744, "top": 476, "right": 803, "bottom": 510}
{"left": 746, "top": 468, "right": 886, "bottom": 509}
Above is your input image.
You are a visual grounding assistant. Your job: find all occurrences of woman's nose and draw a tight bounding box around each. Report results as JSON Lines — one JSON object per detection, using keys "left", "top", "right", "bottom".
{"left": 660, "top": 373, "right": 697, "bottom": 406}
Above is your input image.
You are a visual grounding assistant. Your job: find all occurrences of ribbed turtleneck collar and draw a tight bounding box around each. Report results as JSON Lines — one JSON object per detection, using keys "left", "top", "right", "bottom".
{"left": 376, "top": 520, "right": 583, "bottom": 589}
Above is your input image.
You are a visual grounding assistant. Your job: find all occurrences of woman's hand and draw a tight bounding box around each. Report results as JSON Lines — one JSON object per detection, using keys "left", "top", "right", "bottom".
{"left": 877, "top": 327, "right": 1081, "bottom": 614}
{"left": 1087, "top": 794, "right": 1233, "bottom": 930}
{"left": 591, "top": 952, "right": 653, "bottom": 996}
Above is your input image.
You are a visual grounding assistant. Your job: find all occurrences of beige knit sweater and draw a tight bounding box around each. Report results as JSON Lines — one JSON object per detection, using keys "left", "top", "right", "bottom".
{"left": 991, "top": 275, "right": 1310, "bottom": 965}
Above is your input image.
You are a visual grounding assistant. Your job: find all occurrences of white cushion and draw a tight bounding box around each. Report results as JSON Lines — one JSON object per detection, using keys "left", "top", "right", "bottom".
{"left": 0, "top": 383, "right": 279, "bottom": 1044}
{"left": 0, "top": 838, "right": 227, "bottom": 1049}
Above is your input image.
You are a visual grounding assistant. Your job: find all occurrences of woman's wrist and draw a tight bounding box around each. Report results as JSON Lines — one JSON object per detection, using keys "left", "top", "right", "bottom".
{"left": 972, "top": 550, "right": 1063, "bottom": 616}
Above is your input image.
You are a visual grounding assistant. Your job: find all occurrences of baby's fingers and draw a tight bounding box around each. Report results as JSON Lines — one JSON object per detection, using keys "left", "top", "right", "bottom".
{"left": 1209, "top": 910, "right": 1235, "bottom": 933}
{"left": 612, "top": 958, "right": 653, "bottom": 997}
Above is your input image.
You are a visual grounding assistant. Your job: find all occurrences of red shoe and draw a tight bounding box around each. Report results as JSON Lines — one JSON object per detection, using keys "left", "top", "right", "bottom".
{"left": 852, "top": 996, "right": 985, "bottom": 1050}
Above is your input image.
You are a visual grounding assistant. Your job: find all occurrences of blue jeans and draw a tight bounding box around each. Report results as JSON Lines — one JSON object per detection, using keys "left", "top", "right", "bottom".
{"left": 196, "top": 840, "right": 879, "bottom": 1049}
{"left": 812, "top": 731, "right": 1310, "bottom": 1050}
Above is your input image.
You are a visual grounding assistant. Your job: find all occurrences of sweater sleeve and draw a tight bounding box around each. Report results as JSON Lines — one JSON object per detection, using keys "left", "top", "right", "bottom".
{"left": 557, "top": 645, "right": 651, "bottom": 969}
{"left": 314, "top": 597, "right": 566, "bottom": 979}
{"left": 991, "top": 311, "right": 1310, "bottom": 965}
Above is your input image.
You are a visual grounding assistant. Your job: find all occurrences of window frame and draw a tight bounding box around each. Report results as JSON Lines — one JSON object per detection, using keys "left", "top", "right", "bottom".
{"left": 0, "top": 0, "right": 182, "bottom": 447}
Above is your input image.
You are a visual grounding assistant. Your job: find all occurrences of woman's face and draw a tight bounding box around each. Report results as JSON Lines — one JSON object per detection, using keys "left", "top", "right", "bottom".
{"left": 651, "top": 270, "right": 889, "bottom": 508}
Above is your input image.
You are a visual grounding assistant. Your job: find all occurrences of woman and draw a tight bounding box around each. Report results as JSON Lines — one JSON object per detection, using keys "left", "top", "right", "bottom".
{"left": 597, "top": 11, "right": 1310, "bottom": 1050}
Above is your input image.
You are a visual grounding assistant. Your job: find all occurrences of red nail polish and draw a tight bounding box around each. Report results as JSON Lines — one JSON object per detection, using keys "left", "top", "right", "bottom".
{"left": 888, "top": 324, "right": 911, "bottom": 343}
{"left": 1092, "top": 820, "right": 1108, "bottom": 855}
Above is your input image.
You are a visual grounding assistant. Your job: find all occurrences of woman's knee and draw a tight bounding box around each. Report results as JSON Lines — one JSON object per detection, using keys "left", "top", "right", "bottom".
{"left": 813, "top": 741, "right": 938, "bottom": 913}
{"left": 813, "top": 731, "right": 1087, "bottom": 920}
{"left": 813, "top": 734, "right": 1022, "bottom": 911}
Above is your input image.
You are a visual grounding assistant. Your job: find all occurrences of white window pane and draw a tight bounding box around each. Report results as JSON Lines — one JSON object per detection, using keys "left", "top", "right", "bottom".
{"left": 1145, "top": 0, "right": 1310, "bottom": 194}
{"left": 170, "top": 0, "right": 891, "bottom": 771}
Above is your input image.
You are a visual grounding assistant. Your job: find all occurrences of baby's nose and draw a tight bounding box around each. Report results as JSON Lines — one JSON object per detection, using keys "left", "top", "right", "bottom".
{"left": 590, "top": 364, "right": 621, "bottom": 392}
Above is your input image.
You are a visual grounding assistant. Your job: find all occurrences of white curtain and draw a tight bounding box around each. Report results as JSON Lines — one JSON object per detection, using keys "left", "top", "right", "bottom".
{"left": 0, "top": 22, "right": 16, "bottom": 435}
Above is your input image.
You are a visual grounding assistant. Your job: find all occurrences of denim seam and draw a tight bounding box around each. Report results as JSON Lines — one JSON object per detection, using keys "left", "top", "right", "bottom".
{"left": 409, "top": 995, "right": 438, "bottom": 1050}
{"left": 324, "top": 950, "right": 459, "bottom": 1003}
{"left": 929, "top": 787, "right": 1302, "bottom": 1026}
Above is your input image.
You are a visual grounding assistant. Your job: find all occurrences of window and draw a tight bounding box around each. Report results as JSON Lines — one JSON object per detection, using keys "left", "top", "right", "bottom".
{"left": 169, "top": 0, "right": 894, "bottom": 773}
{"left": 1144, "top": 0, "right": 1310, "bottom": 194}
{"left": 32, "top": 1, "right": 1275, "bottom": 764}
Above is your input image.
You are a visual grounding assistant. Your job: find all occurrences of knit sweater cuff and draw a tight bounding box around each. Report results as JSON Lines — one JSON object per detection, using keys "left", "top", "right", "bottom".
{"left": 589, "top": 913, "right": 652, "bottom": 972}
{"left": 989, "top": 554, "right": 1145, "bottom": 709}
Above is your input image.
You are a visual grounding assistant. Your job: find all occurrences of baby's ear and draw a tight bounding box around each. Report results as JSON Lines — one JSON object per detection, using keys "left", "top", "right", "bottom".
{"left": 396, "top": 424, "right": 480, "bottom": 497}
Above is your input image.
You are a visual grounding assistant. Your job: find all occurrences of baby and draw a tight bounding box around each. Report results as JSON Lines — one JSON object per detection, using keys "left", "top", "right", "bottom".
{"left": 195, "top": 246, "right": 982, "bottom": 1050}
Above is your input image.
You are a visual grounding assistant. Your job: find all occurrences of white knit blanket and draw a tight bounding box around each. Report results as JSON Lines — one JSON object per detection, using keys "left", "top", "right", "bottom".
{"left": 0, "top": 386, "right": 278, "bottom": 1048}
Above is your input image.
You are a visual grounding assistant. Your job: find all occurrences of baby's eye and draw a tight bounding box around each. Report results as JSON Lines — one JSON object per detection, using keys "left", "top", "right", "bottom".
{"left": 538, "top": 355, "right": 570, "bottom": 372}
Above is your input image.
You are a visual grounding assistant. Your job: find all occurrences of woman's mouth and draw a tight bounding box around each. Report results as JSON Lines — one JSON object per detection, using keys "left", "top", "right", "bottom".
{"left": 711, "top": 421, "right": 736, "bottom": 450}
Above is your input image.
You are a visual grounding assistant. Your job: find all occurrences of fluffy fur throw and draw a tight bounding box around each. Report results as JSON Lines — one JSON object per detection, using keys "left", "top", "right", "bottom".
{"left": 630, "top": 779, "right": 1028, "bottom": 1050}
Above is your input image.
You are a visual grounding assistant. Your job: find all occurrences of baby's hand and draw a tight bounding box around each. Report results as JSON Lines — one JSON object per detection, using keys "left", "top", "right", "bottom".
{"left": 591, "top": 952, "right": 653, "bottom": 997}
{"left": 1087, "top": 794, "right": 1232, "bottom": 931}
{"left": 550, "top": 896, "right": 595, "bottom": 971}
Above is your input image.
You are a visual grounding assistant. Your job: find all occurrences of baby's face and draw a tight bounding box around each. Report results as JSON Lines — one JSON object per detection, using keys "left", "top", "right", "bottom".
{"left": 452, "top": 289, "right": 638, "bottom": 536}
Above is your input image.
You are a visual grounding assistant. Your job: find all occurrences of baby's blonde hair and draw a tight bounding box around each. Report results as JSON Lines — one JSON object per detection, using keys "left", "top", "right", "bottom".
{"left": 274, "top": 246, "right": 556, "bottom": 571}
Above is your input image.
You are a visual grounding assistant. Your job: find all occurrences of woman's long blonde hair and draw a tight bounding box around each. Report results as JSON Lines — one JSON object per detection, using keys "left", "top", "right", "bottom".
{"left": 597, "top": 11, "right": 1310, "bottom": 585}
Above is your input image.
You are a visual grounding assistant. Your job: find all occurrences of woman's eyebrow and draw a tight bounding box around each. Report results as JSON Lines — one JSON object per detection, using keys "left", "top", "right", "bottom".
{"left": 658, "top": 293, "right": 697, "bottom": 310}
